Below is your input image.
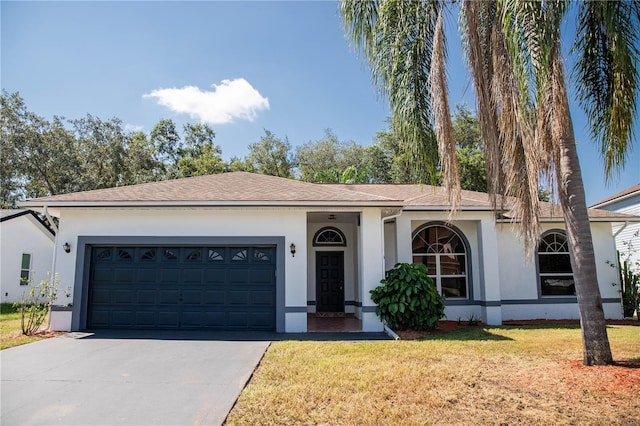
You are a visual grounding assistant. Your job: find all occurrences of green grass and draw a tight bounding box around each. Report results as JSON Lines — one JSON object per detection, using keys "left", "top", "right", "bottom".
{"left": 227, "top": 325, "right": 640, "bottom": 425}
{"left": 0, "top": 303, "right": 48, "bottom": 349}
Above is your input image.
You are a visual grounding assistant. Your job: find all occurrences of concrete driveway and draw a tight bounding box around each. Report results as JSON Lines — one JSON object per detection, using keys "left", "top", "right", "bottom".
{"left": 0, "top": 331, "right": 271, "bottom": 425}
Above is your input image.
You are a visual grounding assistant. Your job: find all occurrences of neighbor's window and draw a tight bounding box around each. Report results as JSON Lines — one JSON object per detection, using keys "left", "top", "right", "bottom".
{"left": 20, "top": 253, "right": 31, "bottom": 285}
{"left": 538, "top": 230, "right": 575, "bottom": 296}
{"left": 412, "top": 224, "right": 468, "bottom": 298}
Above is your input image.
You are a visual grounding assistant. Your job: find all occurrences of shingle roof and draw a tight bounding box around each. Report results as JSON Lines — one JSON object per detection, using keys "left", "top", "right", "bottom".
{"left": 590, "top": 183, "right": 640, "bottom": 208}
{"left": 20, "top": 172, "right": 401, "bottom": 206}
{"left": 18, "top": 172, "right": 640, "bottom": 222}
{"left": 327, "top": 184, "right": 493, "bottom": 208}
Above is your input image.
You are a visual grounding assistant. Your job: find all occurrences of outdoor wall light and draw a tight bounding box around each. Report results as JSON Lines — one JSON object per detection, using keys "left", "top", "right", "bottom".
{"left": 63, "top": 242, "right": 71, "bottom": 253}
{"left": 290, "top": 243, "right": 296, "bottom": 257}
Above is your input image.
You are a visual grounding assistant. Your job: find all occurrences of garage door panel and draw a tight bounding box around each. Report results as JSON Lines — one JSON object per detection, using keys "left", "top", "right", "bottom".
{"left": 137, "top": 269, "right": 157, "bottom": 283}
{"left": 113, "top": 290, "right": 134, "bottom": 304}
{"left": 204, "top": 270, "right": 227, "bottom": 284}
{"left": 183, "top": 269, "right": 202, "bottom": 283}
{"left": 204, "top": 290, "right": 225, "bottom": 304}
{"left": 91, "top": 289, "right": 111, "bottom": 304}
{"left": 227, "top": 291, "right": 250, "bottom": 305}
{"left": 229, "top": 269, "right": 249, "bottom": 283}
{"left": 159, "top": 290, "right": 180, "bottom": 304}
{"left": 136, "top": 290, "right": 156, "bottom": 304}
{"left": 135, "top": 311, "right": 156, "bottom": 327}
{"left": 111, "top": 310, "right": 134, "bottom": 326}
{"left": 250, "top": 311, "right": 275, "bottom": 329}
{"left": 252, "top": 290, "right": 275, "bottom": 305}
{"left": 88, "top": 245, "right": 276, "bottom": 331}
{"left": 89, "top": 310, "right": 110, "bottom": 326}
{"left": 182, "top": 290, "right": 203, "bottom": 304}
{"left": 204, "top": 311, "right": 225, "bottom": 326}
{"left": 92, "top": 268, "right": 114, "bottom": 283}
{"left": 159, "top": 269, "right": 180, "bottom": 283}
{"left": 181, "top": 311, "right": 203, "bottom": 327}
{"left": 157, "top": 311, "right": 179, "bottom": 327}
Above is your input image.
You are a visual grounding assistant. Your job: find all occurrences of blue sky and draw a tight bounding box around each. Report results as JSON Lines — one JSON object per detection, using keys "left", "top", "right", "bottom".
{"left": 2, "top": 1, "right": 638, "bottom": 205}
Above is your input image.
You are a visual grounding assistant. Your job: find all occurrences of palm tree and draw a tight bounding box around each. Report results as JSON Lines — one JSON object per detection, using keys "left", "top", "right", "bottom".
{"left": 341, "top": 0, "right": 639, "bottom": 365}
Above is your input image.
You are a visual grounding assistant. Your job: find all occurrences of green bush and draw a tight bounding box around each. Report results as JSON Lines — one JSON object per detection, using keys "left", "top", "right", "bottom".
{"left": 370, "top": 263, "right": 446, "bottom": 330}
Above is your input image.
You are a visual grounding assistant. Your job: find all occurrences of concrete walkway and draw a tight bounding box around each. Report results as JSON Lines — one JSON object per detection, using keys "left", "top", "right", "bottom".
{"left": 1, "top": 330, "right": 390, "bottom": 425}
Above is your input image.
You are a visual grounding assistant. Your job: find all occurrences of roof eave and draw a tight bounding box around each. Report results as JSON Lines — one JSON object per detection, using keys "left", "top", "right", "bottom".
{"left": 18, "top": 200, "right": 405, "bottom": 208}
{"left": 590, "top": 188, "right": 640, "bottom": 208}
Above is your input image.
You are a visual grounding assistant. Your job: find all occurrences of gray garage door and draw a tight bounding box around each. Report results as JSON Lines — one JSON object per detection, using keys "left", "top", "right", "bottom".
{"left": 87, "top": 246, "right": 276, "bottom": 330}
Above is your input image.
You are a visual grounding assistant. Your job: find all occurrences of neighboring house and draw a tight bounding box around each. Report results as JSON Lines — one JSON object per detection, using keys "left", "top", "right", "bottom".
{"left": 591, "top": 184, "right": 640, "bottom": 270}
{"left": 19, "top": 172, "right": 640, "bottom": 332}
{"left": 0, "top": 209, "right": 55, "bottom": 303}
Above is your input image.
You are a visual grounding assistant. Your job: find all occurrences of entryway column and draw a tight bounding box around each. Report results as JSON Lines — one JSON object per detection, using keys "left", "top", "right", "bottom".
{"left": 360, "top": 208, "right": 384, "bottom": 332}
{"left": 478, "top": 218, "right": 502, "bottom": 325}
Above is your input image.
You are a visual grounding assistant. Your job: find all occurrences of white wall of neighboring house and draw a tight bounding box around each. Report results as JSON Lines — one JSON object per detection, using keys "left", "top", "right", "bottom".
{"left": 0, "top": 213, "right": 55, "bottom": 303}
{"left": 599, "top": 194, "right": 640, "bottom": 270}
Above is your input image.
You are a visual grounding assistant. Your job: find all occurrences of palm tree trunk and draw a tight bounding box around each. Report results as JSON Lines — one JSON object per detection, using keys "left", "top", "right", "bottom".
{"left": 552, "top": 54, "right": 613, "bottom": 366}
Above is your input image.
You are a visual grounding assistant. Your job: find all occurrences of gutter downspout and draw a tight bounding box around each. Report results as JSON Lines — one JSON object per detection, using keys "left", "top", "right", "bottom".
{"left": 380, "top": 208, "right": 403, "bottom": 274}
{"left": 613, "top": 221, "right": 629, "bottom": 239}
{"left": 383, "top": 323, "right": 400, "bottom": 340}
{"left": 43, "top": 206, "right": 59, "bottom": 330}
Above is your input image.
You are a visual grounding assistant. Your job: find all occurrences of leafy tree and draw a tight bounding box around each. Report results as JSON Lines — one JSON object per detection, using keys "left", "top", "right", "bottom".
{"left": 295, "top": 129, "right": 344, "bottom": 181}
{"left": 341, "top": 0, "right": 639, "bottom": 365}
{"left": 123, "top": 131, "right": 161, "bottom": 184}
{"left": 246, "top": 130, "right": 294, "bottom": 178}
{"left": 70, "top": 114, "right": 128, "bottom": 190}
{"left": 452, "top": 105, "right": 487, "bottom": 192}
{"left": 149, "top": 118, "right": 180, "bottom": 177}
{"left": 174, "top": 123, "right": 225, "bottom": 177}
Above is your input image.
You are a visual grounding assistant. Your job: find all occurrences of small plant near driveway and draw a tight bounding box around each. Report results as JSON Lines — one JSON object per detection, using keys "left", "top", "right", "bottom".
{"left": 14, "top": 273, "right": 61, "bottom": 335}
{"left": 370, "top": 262, "right": 446, "bottom": 330}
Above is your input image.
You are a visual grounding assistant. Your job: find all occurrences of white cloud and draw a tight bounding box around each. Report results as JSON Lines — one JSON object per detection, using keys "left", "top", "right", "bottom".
{"left": 143, "top": 78, "right": 270, "bottom": 124}
{"left": 124, "top": 123, "right": 144, "bottom": 132}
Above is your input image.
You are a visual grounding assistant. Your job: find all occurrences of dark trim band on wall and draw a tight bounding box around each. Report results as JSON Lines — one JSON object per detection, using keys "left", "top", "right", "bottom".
{"left": 362, "top": 306, "right": 377, "bottom": 313}
{"left": 307, "top": 300, "right": 360, "bottom": 306}
{"left": 285, "top": 307, "right": 308, "bottom": 313}
{"left": 501, "top": 297, "right": 621, "bottom": 305}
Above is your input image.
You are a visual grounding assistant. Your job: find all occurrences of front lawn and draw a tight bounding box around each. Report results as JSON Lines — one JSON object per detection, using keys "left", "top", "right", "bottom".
{"left": 226, "top": 325, "right": 640, "bottom": 425}
{"left": 0, "top": 303, "right": 50, "bottom": 350}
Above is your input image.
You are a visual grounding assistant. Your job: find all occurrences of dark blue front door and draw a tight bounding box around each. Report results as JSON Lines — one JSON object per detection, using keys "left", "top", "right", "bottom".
{"left": 316, "top": 252, "right": 344, "bottom": 312}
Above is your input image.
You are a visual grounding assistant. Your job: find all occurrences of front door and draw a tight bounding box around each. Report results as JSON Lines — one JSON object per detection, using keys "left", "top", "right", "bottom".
{"left": 316, "top": 252, "right": 344, "bottom": 312}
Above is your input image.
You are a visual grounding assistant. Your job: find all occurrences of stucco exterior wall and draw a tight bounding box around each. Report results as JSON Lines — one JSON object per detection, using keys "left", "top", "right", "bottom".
{"left": 393, "top": 212, "right": 623, "bottom": 322}
{"left": 1, "top": 215, "right": 55, "bottom": 303}
{"left": 55, "top": 207, "right": 308, "bottom": 332}
{"left": 497, "top": 221, "right": 622, "bottom": 320}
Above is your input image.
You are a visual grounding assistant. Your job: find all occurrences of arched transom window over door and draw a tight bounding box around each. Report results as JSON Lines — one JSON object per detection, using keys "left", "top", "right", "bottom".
{"left": 412, "top": 223, "right": 468, "bottom": 299}
{"left": 538, "top": 230, "right": 575, "bottom": 296}
{"left": 313, "top": 227, "right": 347, "bottom": 247}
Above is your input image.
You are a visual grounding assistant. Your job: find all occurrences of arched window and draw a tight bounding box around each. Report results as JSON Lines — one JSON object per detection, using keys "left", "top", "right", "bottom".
{"left": 313, "top": 227, "right": 346, "bottom": 247}
{"left": 412, "top": 223, "right": 468, "bottom": 298}
{"left": 538, "top": 230, "right": 575, "bottom": 296}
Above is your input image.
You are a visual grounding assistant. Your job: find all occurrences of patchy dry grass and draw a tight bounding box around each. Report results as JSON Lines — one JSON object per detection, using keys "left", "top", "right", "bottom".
{"left": 0, "top": 303, "right": 50, "bottom": 350}
{"left": 226, "top": 325, "right": 640, "bottom": 425}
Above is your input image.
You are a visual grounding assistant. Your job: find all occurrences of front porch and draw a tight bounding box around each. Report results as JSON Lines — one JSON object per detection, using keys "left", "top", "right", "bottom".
{"left": 307, "top": 313, "right": 362, "bottom": 332}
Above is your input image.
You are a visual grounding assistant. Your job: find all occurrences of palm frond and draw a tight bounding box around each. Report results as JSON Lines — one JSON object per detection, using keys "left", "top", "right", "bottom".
{"left": 573, "top": 0, "right": 640, "bottom": 178}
